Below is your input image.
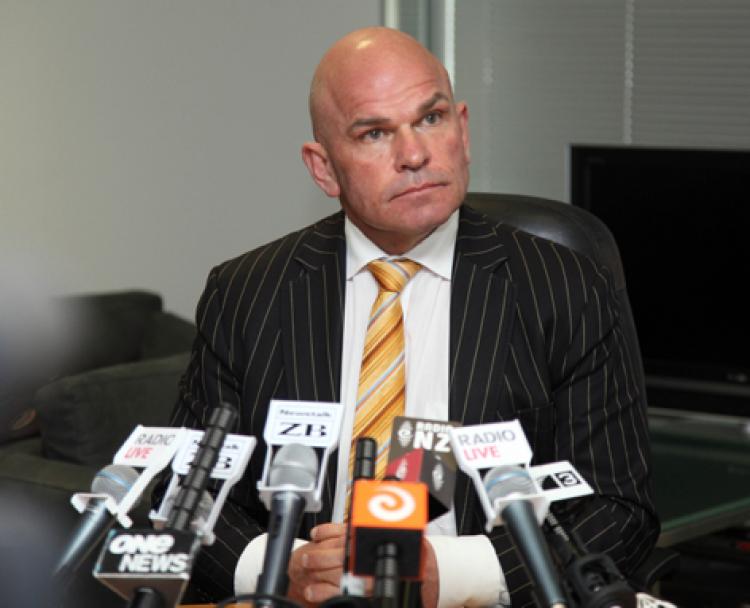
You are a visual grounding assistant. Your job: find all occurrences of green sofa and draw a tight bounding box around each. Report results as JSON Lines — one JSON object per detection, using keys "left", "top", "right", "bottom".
{"left": 0, "top": 290, "right": 195, "bottom": 606}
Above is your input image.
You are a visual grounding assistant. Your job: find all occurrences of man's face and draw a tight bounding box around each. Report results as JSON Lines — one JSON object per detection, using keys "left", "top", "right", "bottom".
{"left": 304, "top": 50, "right": 470, "bottom": 254}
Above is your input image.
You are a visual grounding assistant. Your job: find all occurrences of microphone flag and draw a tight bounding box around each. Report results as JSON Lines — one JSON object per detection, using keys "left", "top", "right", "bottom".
{"left": 385, "top": 416, "right": 458, "bottom": 520}
{"left": 348, "top": 479, "right": 427, "bottom": 580}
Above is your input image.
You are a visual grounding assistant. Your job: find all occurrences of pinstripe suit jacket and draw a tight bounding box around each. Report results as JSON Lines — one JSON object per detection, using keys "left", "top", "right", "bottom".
{"left": 171, "top": 205, "right": 659, "bottom": 606}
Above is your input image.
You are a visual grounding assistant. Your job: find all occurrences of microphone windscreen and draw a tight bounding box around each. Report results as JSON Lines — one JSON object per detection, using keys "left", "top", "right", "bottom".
{"left": 268, "top": 443, "right": 318, "bottom": 488}
{"left": 483, "top": 465, "right": 535, "bottom": 502}
{"left": 91, "top": 464, "right": 139, "bottom": 503}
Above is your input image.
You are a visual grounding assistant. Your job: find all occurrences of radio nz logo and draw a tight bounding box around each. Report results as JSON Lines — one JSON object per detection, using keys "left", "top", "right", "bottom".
{"left": 368, "top": 485, "right": 416, "bottom": 522}
{"left": 397, "top": 419, "right": 414, "bottom": 447}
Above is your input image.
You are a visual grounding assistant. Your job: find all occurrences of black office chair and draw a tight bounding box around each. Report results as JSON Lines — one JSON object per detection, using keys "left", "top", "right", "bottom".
{"left": 464, "top": 191, "right": 678, "bottom": 593}
{"left": 465, "top": 191, "right": 647, "bottom": 403}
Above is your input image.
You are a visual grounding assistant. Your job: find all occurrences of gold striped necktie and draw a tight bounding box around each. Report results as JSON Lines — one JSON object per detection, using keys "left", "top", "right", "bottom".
{"left": 351, "top": 258, "right": 422, "bottom": 483}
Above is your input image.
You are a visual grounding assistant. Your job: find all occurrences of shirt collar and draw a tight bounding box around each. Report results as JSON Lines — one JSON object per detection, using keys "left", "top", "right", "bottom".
{"left": 345, "top": 209, "right": 458, "bottom": 281}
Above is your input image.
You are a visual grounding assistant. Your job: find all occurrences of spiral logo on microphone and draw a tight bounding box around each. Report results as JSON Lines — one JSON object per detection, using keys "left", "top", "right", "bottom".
{"left": 367, "top": 484, "right": 416, "bottom": 522}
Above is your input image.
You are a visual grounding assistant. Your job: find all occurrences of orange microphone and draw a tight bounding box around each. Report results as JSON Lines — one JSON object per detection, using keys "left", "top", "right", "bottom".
{"left": 348, "top": 479, "right": 428, "bottom": 581}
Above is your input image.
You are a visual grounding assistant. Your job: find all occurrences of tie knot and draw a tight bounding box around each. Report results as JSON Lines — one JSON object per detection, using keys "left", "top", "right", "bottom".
{"left": 368, "top": 258, "right": 421, "bottom": 294}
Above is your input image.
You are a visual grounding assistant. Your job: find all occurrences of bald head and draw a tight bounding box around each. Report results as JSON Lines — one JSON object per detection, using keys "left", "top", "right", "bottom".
{"left": 309, "top": 27, "right": 453, "bottom": 141}
{"left": 300, "top": 26, "right": 470, "bottom": 254}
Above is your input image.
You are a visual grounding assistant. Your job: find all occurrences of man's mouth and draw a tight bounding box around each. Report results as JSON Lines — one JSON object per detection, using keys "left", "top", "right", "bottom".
{"left": 392, "top": 182, "right": 444, "bottom": 200}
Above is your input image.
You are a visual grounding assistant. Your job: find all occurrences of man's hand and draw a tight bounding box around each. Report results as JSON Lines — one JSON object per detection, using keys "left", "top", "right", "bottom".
{"left": 287, "top": 523, "right": 347, "bottom": 606}
{"left": 287, "top": 523, "right": 440, "bottom": 607}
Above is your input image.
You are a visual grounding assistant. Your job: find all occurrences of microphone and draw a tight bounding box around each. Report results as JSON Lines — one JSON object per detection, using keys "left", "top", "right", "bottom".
{"left": 53, "top": 464, "right": 140, "bottom": 586}
{"left": 94, "top": 491, "right": 216, "bottom": 608}
{"left": 484, "top": 466, "right": 567, "bottom": 608}
{"left": 256, "top": 442, "right": 319, "bottom": 599}
{"left": 348, "top": 479, "right": 427, "bottom": 582}
{"left": 338, "top": 437, "right": 377, "bottom": 598}
{"left": 166, "top": 404, "right": 237, "bottom": 532}
{"left": 543, "top": 510, "right": 636, "bottom": 608}
{"left": 385, "top": 416, "right": 458, "bottom": 521}
{"left": 96, "top": 403, "right": 238, "bottom": 608}
{"left": 353, "top": 436, "right": 377, "bottom": 482}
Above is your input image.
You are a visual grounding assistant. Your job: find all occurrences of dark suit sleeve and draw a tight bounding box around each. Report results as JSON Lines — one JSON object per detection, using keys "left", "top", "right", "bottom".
{"left": 166, "top": 266, "right": 267, "bottom": 601}
{"left": 547, "top": 265, "right": 659, "bottom": 568}
{"left": 494, "top": 249, "right": 659, "bottom": 606}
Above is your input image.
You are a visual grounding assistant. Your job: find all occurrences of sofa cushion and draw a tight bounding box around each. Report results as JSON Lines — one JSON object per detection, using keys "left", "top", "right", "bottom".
{"left": 55, "top": 290, "right": 164, "bottom": 376}
{"left": 140, "top": 311, "right": 196, "bottom": 359}
{"left": 34, "top": 352, "right": 189, "bottom": 467}
{"left": 2, "top": 290, "right": 169, "bottom": 445}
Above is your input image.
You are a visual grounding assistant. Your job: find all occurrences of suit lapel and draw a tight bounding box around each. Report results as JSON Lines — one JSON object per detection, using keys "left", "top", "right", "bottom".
{"left": 450, "top": 206, "right": 518, "bottom": 533}
{"left": 280, "top": 212, "right": 346, "bottom": 525}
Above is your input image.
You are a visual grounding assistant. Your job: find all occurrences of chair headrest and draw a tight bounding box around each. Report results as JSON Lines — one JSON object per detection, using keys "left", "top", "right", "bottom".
{"left": 465, "top": 192, "right": 627, "bottom": 292}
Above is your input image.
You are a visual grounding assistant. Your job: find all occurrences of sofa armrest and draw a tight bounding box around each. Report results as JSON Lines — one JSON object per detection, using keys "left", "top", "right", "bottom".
{"left": 140, "top": 311, "right": 196, "bottom": 359}
{"left": 34, "top": 352, "right": 190, "bottom": 467}
{"left": 0, "top": 449, "right": 96, "bottom": 493}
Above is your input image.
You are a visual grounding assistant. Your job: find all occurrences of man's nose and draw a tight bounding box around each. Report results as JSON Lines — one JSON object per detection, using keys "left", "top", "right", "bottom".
{"left": 394, "top": 128, "right": 430, "bottom": 171}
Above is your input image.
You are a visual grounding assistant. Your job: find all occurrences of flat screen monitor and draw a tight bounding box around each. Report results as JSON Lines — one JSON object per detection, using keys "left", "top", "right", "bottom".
{"left": 570, "top": 144, "right": 750, "bottom": 420}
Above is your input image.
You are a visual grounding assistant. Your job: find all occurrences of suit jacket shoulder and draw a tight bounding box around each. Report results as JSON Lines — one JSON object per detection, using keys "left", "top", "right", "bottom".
{"left": 458, "top": 205, "right": 618, "bottom": 385}
{"left": 206, "top": 211, "right": 346, "bottom": 312}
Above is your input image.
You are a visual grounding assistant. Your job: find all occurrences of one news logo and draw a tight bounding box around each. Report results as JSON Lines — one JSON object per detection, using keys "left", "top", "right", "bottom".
{"left": 101, "top": 531, "right": 195, "bottom": 575}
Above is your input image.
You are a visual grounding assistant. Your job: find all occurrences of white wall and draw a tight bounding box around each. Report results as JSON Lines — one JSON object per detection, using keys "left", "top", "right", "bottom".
{"left": 453, "top": 0, "right": 750, "bottom": 202}
{"left": 454, "top": 1, "right": 625, "bottom": 201}
{"left": 1, "top": 1, "right": 381, "bottom": 320}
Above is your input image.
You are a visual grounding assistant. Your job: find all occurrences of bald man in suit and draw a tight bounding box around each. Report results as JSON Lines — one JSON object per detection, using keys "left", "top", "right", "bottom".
{"left": 168, "top": 27, "right": 658, "bottom": 607}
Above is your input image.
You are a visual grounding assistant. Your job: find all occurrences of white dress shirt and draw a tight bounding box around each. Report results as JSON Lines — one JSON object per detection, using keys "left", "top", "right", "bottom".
{"left": 235, "top": 211, "right": 506, "bottom": 607}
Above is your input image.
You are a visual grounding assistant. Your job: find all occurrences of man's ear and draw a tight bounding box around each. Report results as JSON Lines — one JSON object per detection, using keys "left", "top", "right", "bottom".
{"left": 456, "top": 101, "right": 471, "bottom": 165}
{"left": 301, "top": 141, "right": 341, "bottom": 197}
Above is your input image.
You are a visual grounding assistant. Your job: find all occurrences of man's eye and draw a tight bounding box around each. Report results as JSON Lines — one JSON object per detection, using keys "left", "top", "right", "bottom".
{"left": 363, "top": 129, "right": 384, "bottom": 141}
{"left": 423, "top": 111, "right": 442, "bottom": 125}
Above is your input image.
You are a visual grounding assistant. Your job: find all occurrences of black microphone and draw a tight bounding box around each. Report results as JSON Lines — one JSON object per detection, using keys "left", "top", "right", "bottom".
{"left": 484, "top": 465, "right": 567, "bottom": 608}
{"left": 353, "top": 437, "right": 377, "bottom": 482}
{"left": 338, "top": 437, "right": 377, "bottom": 598}
{"left": 543, "top": 510, "right": 635, "bottom": 608}
{"left": 126, "top": 402, "right": 237, "bottom": 608}
{"left": 167, "top": 404, "right": 237, "bottom": 532}
{"left": 53, "top": 464, "right": 140, "bottom": 586}
{"left": 94, "top": 490, "right": 216, "bottom": 607}
{"left": 256, "top": 442, "right": 319, "bottom": 600}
